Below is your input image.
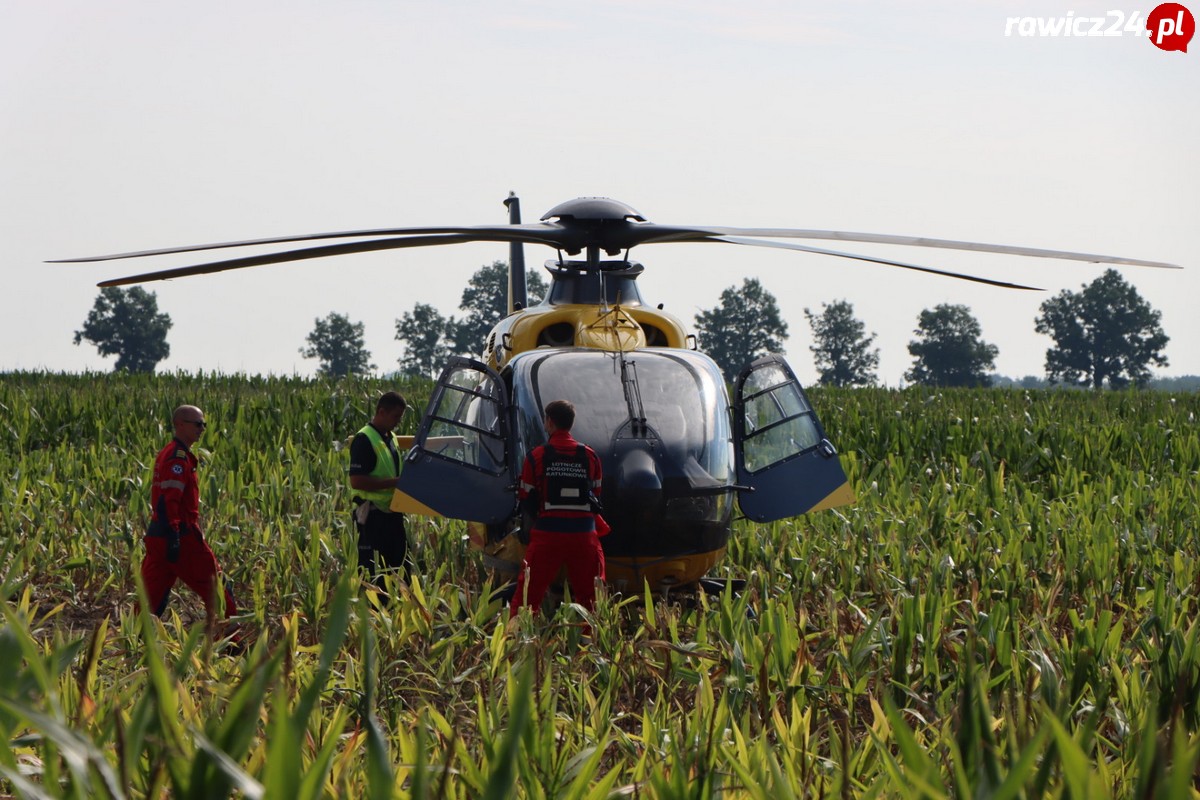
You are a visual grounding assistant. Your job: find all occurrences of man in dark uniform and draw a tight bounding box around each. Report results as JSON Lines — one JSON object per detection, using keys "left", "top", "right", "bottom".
{"left": 141, "top": 404, "right": 239, "bottom": 635}
{"left": 348, "top": 391, "right": 409, "bottom": 582}
{"left": 511, "top": 399, "right": 606, "bottom": 618}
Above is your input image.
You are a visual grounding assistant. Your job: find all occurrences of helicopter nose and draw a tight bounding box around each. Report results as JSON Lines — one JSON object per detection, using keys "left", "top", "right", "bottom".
{"left": 615, "top": 447, "right": 662, "bottom": 505}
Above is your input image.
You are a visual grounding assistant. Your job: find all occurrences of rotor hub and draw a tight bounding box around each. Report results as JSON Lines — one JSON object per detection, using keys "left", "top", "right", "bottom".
{"left": 541, "top": 197, "right": 646, "bottom": 223}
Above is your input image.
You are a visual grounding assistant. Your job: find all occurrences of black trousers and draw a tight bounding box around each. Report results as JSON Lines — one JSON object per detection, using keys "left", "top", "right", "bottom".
{"left": 355, "top": 506, "right": 408, "bottom": 580}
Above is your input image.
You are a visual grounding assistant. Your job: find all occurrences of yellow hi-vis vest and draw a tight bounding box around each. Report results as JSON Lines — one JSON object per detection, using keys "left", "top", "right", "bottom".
{"left": 353, "top": 424, "right": 401, "bottom": 512}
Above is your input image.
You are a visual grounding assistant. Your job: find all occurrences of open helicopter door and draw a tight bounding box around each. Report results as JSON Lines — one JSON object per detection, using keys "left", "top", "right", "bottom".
{"left": 392, "top": 357, "right": 516, "bottom": 524}
{"left": 733, "top": 355, "right": 855, "bottom": 522}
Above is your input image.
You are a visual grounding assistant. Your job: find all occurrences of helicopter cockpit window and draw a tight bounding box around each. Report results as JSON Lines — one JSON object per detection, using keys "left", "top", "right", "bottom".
{"left": 741, "top": 363, "right": 821, "bottom": 473}
{"left": 511, "top": 350, "right": 733, "bottom": 485}
{"left": 425, "top": 367, "right": 506, "bottom": 474}
{"left": 545, "top": 263, "right": 647, "bottom": 307}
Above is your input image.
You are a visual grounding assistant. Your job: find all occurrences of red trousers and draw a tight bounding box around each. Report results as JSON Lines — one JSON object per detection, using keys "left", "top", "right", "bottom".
{"left": 510, "top": 529, "right": 605, "bottom": 617}
{"left": 141, "top": 532, "right": 238, "bottom": 621}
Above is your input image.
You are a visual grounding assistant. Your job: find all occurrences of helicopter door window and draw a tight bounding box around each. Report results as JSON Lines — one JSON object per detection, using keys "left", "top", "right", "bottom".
{"left": 396, "top": 356, "right": 515, "bottom": 524}
{"left": 425, "top": 369, "right": 507, "bottom": 474}
{"left": 740, "top": 363, "right": 821, "bottom": 473}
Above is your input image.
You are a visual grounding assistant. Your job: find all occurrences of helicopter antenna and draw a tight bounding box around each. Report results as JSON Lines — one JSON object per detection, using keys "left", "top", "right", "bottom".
{"left": 503, "top": 192, "right": 527, "bottom": 313}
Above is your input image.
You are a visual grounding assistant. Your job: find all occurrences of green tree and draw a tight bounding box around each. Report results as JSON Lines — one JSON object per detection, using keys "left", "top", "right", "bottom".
{"left": 300, "top": 312, "right": 375, "bottom": 377}
{"left": 395, "top": 302, "right": 453, "bottom": 377}
{"left": 73, "top": 286, "right": 172, "bottom": 373}
{"left": 451, "top": 261, "right": 548, "bottom": 355}
{"left": 694, "top": 278, "right": 788, "bottom": 381}
{"left": 804, "top": 300, "right": 879, "bottom": 387}
{"left": 905, "top": 304, "right": 998, "bottom": 387}
{"left": 1034, "top": 268, "right": 1169, "bottom": 389}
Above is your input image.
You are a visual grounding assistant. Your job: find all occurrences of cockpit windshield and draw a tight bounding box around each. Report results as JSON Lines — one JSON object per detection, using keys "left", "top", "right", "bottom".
{"left": 509, "top": 349, "right": 733, "bottom": 485}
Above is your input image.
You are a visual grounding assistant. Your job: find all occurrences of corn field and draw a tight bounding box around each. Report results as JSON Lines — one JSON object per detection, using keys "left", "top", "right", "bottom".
{"left": 1, "top": 371, "right": 1198, "bottom": 798}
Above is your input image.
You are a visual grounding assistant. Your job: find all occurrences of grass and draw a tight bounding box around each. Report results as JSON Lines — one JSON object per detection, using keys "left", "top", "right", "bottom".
{"left": 1, "top": 371, "right": 1198, "bottom": 797}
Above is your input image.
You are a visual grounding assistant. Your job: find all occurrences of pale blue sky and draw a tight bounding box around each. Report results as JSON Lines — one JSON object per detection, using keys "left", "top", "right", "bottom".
{"left": 2, "top": 1, "right": 1197, "bottom": 384}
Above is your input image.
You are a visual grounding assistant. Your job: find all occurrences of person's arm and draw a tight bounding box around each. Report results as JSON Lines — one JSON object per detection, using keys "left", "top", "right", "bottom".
{"left": 350, "top": 474, "right": 399, "bottom": 491}
{"left": 518, "top": 451, "right": 539, "bottom": 515}
{"left": 587, "top": 449, "right": 607, "bottom": 531}
{"left": 589, "top": 449, "right": 603, "bottom": 492}
{"left": 158, "top": 452, "right": 190, "bottom": 531}
{"left": 516, "top": 451, "right": 539, "bottom": 543}
{"left": 349, "top": 435, "right": 398, "bottom": 491}
{"left": 156, "top": 450, "right": 190, "bottom": 561}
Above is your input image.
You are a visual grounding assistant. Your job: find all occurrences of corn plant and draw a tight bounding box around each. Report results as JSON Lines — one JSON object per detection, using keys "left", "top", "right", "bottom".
{"left": 1, "top": 372, "right": 1198, "bottom": 797}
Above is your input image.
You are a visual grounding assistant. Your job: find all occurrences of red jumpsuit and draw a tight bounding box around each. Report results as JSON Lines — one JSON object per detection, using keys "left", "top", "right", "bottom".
{"left": 511, "top": 430, "right": 606, "bottom": 617}
{"left": 141, "top": 438, "right": 238, "bottom": 622}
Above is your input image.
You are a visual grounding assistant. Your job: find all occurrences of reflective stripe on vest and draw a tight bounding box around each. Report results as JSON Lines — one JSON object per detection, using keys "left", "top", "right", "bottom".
{"left": 354, "top": 424, "right": 400, "bottom": 511}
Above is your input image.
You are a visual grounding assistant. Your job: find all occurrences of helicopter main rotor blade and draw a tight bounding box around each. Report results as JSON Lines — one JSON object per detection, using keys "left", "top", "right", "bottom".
{"left": 57, "top": 190, "right": 1177, "bottom": 289}
{"left": 710, "top": 236, "right": 1044, "bottom": 290}
{"left": 94, "top": 233, "right": 561, "bottom": 287}
{"left": 677, "top": 227, "right": 1180, "bottom": 270}
{"left": 54, "top": 224, "right": 574, "bottom": 264}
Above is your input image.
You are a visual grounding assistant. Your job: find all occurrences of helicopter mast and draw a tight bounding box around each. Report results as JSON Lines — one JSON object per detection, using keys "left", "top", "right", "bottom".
{"left": 503, "top": 192, "right": 527, "bottom": 314}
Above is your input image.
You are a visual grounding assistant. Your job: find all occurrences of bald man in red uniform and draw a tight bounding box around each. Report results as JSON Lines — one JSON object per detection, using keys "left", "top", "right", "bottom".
{"left": 142, "top": 404, "right": 238, "bottom": 634}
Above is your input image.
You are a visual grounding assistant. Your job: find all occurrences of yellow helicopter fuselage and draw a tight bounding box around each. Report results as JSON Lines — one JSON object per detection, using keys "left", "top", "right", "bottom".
{"left": 477, "top": 299, "right": 723, "bottom": 590}
{"left": 483, "top": 301, "right": 688, "bottom": 369}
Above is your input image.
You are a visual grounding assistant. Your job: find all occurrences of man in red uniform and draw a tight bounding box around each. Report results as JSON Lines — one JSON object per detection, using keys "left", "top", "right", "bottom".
{"left": 511, "top": 399, "right": 606, "bottom": 618}
{"left": 141, "top": 404, "right": 238, "bottom": 635}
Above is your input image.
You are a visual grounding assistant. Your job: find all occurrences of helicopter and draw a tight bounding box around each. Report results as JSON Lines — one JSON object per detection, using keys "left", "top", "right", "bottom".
{"left": 58, "top": 194, "right": 1179, "bottom": 593}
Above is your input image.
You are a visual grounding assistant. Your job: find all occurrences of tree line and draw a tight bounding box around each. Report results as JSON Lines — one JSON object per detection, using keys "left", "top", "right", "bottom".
{"left": 74, "top": 263, "right": 1177, "bottom": 390}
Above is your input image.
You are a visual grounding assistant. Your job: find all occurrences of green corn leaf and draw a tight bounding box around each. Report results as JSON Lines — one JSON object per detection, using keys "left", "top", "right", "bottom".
{"left": 480, "top": 662, "right": 533, "bottom": 800}
{"left": 190, "top": 731, "right": 264, "bottom": 800}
